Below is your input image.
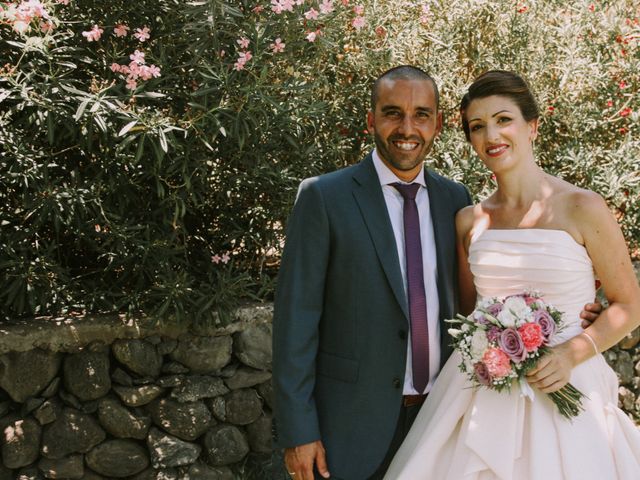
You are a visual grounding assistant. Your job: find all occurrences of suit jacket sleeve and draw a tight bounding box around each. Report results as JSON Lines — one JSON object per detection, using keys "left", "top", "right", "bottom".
{"left": 272, "top": 177, "right": 329, "bottom": 448}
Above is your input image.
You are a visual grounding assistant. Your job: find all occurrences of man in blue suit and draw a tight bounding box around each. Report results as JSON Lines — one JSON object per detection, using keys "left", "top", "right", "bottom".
{"left": 273, "top": 65, "right": 472, "bottom": 479}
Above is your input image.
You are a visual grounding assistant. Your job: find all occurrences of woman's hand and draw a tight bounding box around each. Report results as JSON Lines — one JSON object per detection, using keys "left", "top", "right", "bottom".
{"left": 525, "top": 343, "right": 574, "bottom": 393}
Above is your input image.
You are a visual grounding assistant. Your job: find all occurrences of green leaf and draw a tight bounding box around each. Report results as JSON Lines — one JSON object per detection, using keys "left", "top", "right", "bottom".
{"left": 118, "top": 120, "right": 138, "bottom": 137}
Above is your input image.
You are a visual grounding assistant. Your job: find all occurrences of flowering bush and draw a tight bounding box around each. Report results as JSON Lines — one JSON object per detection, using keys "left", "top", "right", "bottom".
{"left": 1, "top": 0, "right": 638, "bottom": 323}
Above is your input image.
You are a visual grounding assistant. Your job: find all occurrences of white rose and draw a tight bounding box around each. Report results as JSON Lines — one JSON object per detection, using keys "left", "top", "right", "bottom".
{"left": 497, "top": 308, "right": 517, "bottom": 327}
{"left": 470, "top": 329, "right": 488, "bottom": 361}
{"left": 503, "top": 296, "right": 531, "bottom": 326}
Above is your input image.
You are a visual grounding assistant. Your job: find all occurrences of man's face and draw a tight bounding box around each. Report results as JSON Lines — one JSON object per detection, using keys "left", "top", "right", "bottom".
{"left": 367, "top": 78, "right": 442, "bottom": 182}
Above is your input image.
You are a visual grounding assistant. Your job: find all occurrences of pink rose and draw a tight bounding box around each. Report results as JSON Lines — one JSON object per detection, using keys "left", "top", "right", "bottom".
{"left": 534, "top": 309, "right": 556, "bottom": 340}
{"left": 486, "top": 326, "right": 501, "bottom": 344}
{"left": 498, "top": 328, "right": 526, "bottom": 362}
{"left": 482, "top": 347, "right": 512, "bottom": 378}
{"left": 518, "top": 322, "right": 544, "bottom": 352}
{"left": 474, "top": 362, "right": 492, "bottom": 386}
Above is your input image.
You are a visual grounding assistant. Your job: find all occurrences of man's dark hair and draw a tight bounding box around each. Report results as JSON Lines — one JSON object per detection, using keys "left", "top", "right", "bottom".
{"left": 371, "top": 65, "right": 440, "bottom": 111}
{"left": 460, "top": 70, "right": 540, "bottom": 141}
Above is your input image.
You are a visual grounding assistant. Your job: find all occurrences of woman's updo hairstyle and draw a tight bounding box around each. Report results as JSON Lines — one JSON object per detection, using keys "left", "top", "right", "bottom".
{"left": 460, "top": 70, "right": 540, "bottom": 141}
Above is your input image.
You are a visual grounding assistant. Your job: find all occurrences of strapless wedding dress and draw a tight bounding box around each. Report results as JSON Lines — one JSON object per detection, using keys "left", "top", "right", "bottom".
{"left": 384, "top": 229, "right": 640, "bottom": 480}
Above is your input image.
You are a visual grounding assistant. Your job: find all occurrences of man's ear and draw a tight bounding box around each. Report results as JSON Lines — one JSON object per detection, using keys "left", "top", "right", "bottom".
{"left": 366, "top": 110, "right": 375, "bottom": 132}
{"left": 435, "top": 110, "right": 443, "bottom": 137}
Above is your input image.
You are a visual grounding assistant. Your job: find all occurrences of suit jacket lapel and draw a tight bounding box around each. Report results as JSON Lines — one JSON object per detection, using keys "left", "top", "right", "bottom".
{"left": 425, "top": 169, "right": 457, "bottom": 361}
{"left": 352, "top": 155, "right": 409, "bottom": 321}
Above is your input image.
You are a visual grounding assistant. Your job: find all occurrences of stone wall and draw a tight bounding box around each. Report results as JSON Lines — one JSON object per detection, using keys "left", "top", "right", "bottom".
{"left": 0, "top": 305, "right": 273, "bottom": 479}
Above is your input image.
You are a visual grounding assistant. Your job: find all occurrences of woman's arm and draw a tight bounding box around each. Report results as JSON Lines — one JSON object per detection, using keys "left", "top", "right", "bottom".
{"left": 527, "top": 191, "right": 640, "bottom": 393}
{"left": 455, "top": 206, "right": 477, "bottom": 316}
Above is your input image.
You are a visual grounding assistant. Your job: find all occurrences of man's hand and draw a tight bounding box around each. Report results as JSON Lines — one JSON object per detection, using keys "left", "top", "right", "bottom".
{"left": 580, "top": 301, "right": 603, "bottom": 329}
{"left": 284, "top": 440, "right": 330, "bottom": 479}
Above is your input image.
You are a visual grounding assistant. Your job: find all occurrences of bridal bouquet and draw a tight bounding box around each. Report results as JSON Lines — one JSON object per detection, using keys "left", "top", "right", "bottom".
{"left": 447, "top": 292, "right": 586, "bottom": 419}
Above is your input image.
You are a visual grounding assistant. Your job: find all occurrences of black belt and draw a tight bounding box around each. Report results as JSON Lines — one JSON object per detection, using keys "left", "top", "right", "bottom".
{"left": 403, "top": 394, "right": 427, "bottom": 407}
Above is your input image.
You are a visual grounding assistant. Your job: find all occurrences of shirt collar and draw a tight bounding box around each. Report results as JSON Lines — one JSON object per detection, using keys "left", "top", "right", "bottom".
{"left": 372, "top": 149, "right": 426, "bottom": 188}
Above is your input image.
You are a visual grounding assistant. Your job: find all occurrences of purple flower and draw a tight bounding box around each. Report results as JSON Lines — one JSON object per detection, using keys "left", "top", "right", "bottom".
{"left": 486, "top": 326, "right": 501, "bottom": 343}
{"left": 498, "top": 328, "right": 526, "bottom": 362}
{"left": 534, "top": 310, "right": 556, "bottom": 340}
{"left": 474, "top": 362, "right": 492, "bottom": 386}
{"left": 486, "top": 302, "right": 503, "bottom": 316}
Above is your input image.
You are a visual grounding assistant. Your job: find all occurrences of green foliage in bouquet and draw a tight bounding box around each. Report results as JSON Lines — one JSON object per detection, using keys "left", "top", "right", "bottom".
{"left": 1, "top": 0, "right": 638, "bottom": 324}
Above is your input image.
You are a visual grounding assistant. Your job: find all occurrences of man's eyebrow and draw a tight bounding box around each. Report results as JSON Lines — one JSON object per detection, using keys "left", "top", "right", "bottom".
{"left": 380, "top": 106, "right": 434, "bottom": 113}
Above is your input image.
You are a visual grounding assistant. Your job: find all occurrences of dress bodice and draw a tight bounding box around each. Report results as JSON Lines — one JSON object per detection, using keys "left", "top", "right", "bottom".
{"left": 469, "top": 229, "right": 596, "bottom": 344}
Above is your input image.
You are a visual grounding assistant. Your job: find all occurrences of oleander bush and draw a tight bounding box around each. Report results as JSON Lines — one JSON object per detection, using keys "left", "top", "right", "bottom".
{"left": 1, "top": 0, "right": 638, "bottom": 323}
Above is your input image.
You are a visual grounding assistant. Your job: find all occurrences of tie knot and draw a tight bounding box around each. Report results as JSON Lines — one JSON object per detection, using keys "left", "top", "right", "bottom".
{"left": 392, "top": 182, "right": 420, "bottom": 200}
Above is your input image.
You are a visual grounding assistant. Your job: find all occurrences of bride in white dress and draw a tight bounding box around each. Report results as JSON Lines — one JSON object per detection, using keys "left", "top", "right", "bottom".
{"left": 384, "top": 71, "right": 640, "bottom": 480}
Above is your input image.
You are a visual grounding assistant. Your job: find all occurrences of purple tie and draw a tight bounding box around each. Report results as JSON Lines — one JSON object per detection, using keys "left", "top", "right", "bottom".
{"left": 392, "top": 183, "right": 429, "bottom": 393}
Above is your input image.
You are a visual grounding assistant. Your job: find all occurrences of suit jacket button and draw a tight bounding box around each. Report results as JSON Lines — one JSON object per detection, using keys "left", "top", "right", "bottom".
{"left": 398, "top": 330, "right": 407, "bottom": 340}
{"left": 392, "top": 378, "right": 402, "bottom": 389}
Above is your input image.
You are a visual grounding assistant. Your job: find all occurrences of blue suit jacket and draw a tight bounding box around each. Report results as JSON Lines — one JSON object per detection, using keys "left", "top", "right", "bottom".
{"left": 273, "top": 154, "right": 472, "bottom": 479}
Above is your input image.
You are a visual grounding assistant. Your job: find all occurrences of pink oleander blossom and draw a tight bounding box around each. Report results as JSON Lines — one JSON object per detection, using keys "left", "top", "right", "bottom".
{"left": 306, "top": 30, "right": 319, "bottom": 42}
{"left": 129, "top": 49, "right": 145, "bottom": 64}
{"left": 13, "top": 20, "right": 30, "bottom": 34}
{"left": 114, "top": 24, "right": 129, "bottom": 37}
{"left": 126, "top": 77, "right": 137, "bottom": 90}
{"left": 82, "top": 25, "right": 104, "bottom": 42}
{"left": 271, "top": 0, "right": 294, "bottom": 13}
{"left": 353, "top": 4, "right": 364, "bottom": 15}
{"left": 221, "top": 253, "right": 231, "bottom": 264}
{"left": 352, "top": 15, "right": 366, "bottom": 30}
{"left": 40, "top": 20, "right": 54, "bottom": 33}
{"left": 270, "top": 37, "right": 285, "bottom": 53}
{"left": 138, "top": 64, "right": 161, "bottom": 80}
{"left": 110, "top": 63, "right": 122, "bottom": 73}
{"left": 304, "top": 8, "right": 319, "bottom": 20}
{"left": 319, "top": 0, "right": 334, "bottom": 14}
{"left": 134, "top": 26, "right": 150, "bottom": 42}
{"left": 237, "top": 36, "right": 250, "bottom": 49}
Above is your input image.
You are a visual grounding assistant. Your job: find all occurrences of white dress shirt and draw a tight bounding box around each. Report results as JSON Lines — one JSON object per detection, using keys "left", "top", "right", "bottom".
{"left": 372, "top": 149, "right": 441, "bottom": 395}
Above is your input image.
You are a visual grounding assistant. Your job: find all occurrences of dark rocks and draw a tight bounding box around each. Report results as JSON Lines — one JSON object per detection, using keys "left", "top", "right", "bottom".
{"left": 615, "top": 350, "right": 635, "bottom": 385}
{"left": 38, "top": 454, "right": 84, "bottom": 479}
{"left": 63, "top": 350, "right": 111, "bottom": 401}
{"left": 2, "top": 417, "right": 41, "bottom": 468}
{"left": 187, "top": 462, "right": 235, "bottom": 480}
{"left": 0, "top": 308, "right": 276, "bottom": 478}
{"left": 225, "top": 367, "right": 272, "bottom": 390}
{"left": 85, "top": 440, "right": 149, "bottom": 477}
{"left": 0, "top": 350, "right": 61, "bottom": 402}
{"left": 34, "top": 399, "right": 62, "bottom": 425}
{"left": 41, "top": 409, "right": 105, "bottom": 459}
{"left": 148, "top": 398, "right": 211, "bottom": 441}
{"left": 97, "top": 397, "right": 151, "bottom": 439}
{"left": 147, "top": 427, "right": 201, "bottom": 468}
{"left": 224, "top": 389, "right": 262, "bottom": 425}
{"left": 113, "top": 385, "right": 164, "bottom": 407}
{"left": 256, "top": 380, "right": 274, "bottom": 410}
{"left": 170, "top": 376, "right": 229, "bottom": 403}
{"left": 170, "top": 335, "right": 232, "bottom": 373}
{"left": 203, "top": 424, "right": 250, "bottom": 466}
{"left": 233, "top": 324, "right": 272, "bottom": 370}
{"left": 111, "top": 368, "right": 134, "bottom": 386}
{"left": 112, "top": 340, "right": 162, "bottom": 378}
{"left": 247, "top": 413, "right": 272, "bottom": 453}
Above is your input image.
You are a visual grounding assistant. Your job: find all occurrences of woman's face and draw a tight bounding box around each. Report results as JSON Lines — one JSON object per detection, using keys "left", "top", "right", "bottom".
{"left": 465, "top": 95, "right": 538, "bottom": 174}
